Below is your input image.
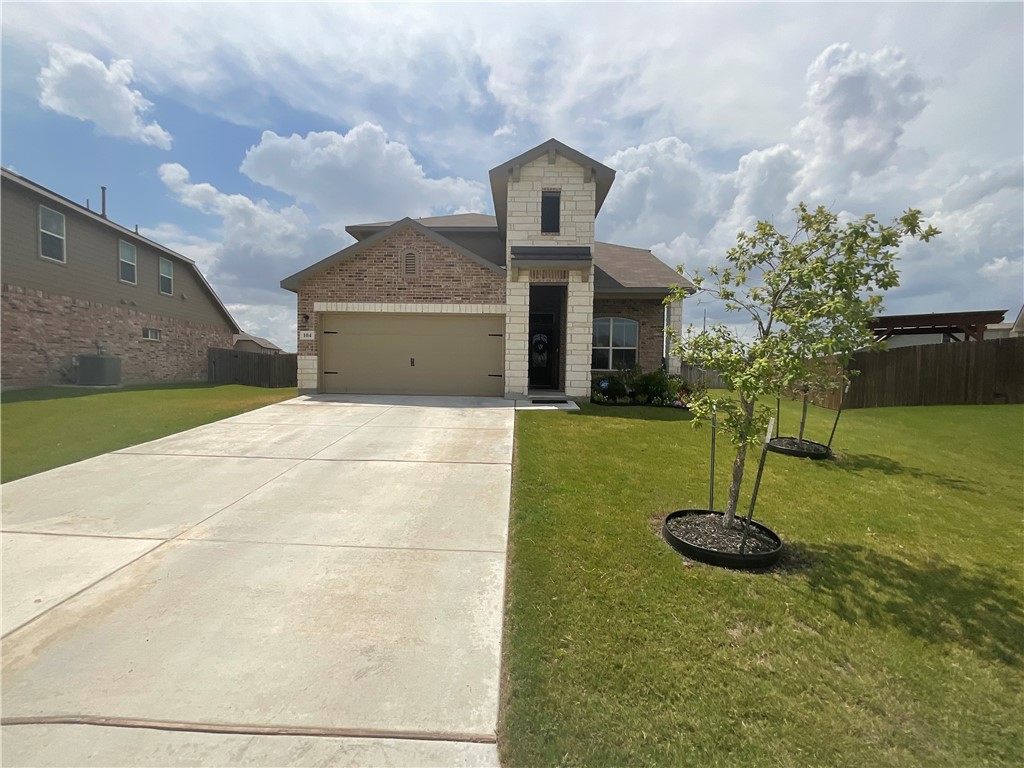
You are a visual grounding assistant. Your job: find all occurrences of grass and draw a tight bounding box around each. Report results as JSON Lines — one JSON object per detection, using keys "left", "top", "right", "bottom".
{"left": 1, "top": 383, "right": 297, "bottom": 482}
{"left": 500, "top": 398, "right": 1024, "bottom": 767}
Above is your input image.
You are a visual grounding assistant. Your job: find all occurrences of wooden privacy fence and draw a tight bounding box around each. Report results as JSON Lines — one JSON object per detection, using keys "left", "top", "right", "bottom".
{"left": 208, "top": 348, "right": 297, "bottom": 388}
{"left": 823, "top": 337, "right": 1024, "bottom": 409}
{"left": 678, "top": 364, "right": 726, "bottom": 390}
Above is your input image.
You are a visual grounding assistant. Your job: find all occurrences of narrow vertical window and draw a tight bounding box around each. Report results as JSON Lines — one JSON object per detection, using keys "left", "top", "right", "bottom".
{"left": 541, "top": 190, "right": 560, "bottom": 234}
{"left": 39, "top": 206, "right": 66, "bottom": 262}
{"left": 119, "top": 241, "right": 137, "bottom": 284}
{"left": 159, "top": 257, "right": 174, "bottom": 295}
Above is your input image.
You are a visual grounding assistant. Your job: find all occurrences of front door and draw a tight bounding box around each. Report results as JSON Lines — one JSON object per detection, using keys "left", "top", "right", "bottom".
{"left": 528, "top": 311, "right": 559, "bottom": 389}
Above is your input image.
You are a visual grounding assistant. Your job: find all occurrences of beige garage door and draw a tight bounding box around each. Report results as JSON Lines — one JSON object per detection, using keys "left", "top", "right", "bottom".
{"left": 320, "top": 313, "right": 505, "bottom": 396}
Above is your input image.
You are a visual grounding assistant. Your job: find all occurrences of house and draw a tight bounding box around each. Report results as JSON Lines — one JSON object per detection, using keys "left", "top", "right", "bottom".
{"left": 1, "top": 168, "right": 239, "bottom": 389}
{"left": 233, "top": 333, "right": 284, "bottom": 354}
{"left": 280, "top": 139, "right": 694, "bottom": 398}
{"left": 985, "top": 306, "right": 1024, "bottom": 340}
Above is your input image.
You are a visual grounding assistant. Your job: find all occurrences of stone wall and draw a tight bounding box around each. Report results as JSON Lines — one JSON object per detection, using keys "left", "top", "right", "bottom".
{"left": 505, "top": 153, "right": 596, "bottom": 248}
{"left": 1, "top": 283, "right": 234, "bottom": 388}
{"left": 592, "top": 297, "right": 666, "bottom": 373}
{"left": 504, "top": 153, "right": 597, "bottom": 398}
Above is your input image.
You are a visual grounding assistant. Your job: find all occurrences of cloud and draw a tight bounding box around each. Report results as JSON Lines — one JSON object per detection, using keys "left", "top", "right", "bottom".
{"left": 493, "top": 124, "right": 516, "bottom": 138}
{"left": 979, "top": 256, "right": 1023, "bottom": 283}
{"left": 37, "top": 43, "right": 172, "bottom": 149}
{"left": 156, "top": 162, "right": 338, "bottom": 294}
{"left": 238, "top": 123, "right": 488, "bottom": 223}
{"left": 795, "top": 43, "right": 928, "bottom": 198}
{"left": 138, "top": 223, "right": 220, "bottom": 276}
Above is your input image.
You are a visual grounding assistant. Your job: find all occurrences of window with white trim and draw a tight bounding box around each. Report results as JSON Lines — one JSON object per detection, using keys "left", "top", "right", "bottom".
{"left": 159, "top": 257, "right": 173, "bottom": 295}
{"left": 119, "top": 241, "right": 137, "bottom": 284}
{"left": 39, "top": 206, "right": 66, "bottom": 263}
{"left": 592, "top": 317, "right": 638, "bottom": 370}
{"left": 142, "top": 328, "right": 161, "bottom": 341}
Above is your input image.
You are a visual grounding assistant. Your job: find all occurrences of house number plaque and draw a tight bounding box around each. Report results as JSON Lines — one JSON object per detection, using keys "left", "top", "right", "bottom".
{"left": 299, "top": 330, "right": 314, "bottom": 340}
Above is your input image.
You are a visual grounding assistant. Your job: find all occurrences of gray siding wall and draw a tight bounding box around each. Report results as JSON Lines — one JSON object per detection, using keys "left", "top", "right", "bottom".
{"left": 1, "top": 181, "right": 232, "bottom": 330}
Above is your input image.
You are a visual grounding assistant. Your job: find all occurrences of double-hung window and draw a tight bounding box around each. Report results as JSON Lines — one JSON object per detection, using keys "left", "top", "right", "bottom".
{"left": 119, "top": 241, "right": 137, "bottom": 284}
{"left": 39, "top": 206, "right": 66, "bottom": 263}
{"left": 592, "top": 317, "right": 638, "bottom": 370}
{"left": 159, "top": 257, "right": 173, "bottom": 295}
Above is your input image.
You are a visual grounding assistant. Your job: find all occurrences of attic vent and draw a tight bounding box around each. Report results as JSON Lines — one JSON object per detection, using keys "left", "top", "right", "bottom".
{"left": 532, "top": 270, "right": 569, "bottom": 283}
{"left": 403, "top": 252, "right": 418, "bottom": 278}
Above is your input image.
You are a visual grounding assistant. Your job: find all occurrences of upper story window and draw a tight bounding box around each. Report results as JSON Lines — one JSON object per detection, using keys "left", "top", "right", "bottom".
{"left": 39, "top": 205, "right": 66, "bottom": 263}
{"left": 592, "top": 317, "right": 638, "bottom": 370}
{"left": 159, "top": 257, "right": 173, "bottom": 295}
{"left": 541, "top": 189, "right": 560, "bottom": 234}
{"left": 119, "top": 241, "right": 137, "bottom": 284}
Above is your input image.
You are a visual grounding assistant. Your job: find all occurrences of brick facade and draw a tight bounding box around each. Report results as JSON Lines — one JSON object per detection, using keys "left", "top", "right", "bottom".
{"left": 296, "top": 228, "right": 505, "bottom": 358}
{"left": 1, "top": 284, "right": 233, "bottom": 388}
{"left": 592, "top": 297, "right": 666, "bottom": 373}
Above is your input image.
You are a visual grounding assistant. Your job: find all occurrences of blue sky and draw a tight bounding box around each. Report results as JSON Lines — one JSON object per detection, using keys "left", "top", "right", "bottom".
{"left": 3, "top": 2, "right": 1022, "bottom": 350}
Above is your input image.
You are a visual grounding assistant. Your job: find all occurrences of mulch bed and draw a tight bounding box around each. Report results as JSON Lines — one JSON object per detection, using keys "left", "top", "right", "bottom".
{"left": 770, "top": 436, "right": 830, "bottom": 455}
{"left": 665, "top": 513, "right": 777, "bottom": 555}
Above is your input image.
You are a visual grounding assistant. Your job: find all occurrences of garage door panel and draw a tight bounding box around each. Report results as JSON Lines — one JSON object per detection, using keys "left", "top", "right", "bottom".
{"left": 321, "top": 314, "right": 504, "bottom": 396}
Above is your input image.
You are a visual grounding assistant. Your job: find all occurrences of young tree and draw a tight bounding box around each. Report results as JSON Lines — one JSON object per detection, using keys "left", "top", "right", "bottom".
{"left": 669, "top": 204, "right": 939, "bottom": 529}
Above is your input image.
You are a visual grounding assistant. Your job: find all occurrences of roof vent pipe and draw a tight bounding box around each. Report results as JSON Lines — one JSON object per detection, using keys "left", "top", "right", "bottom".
{"left": 86, "top": 198, "right": 90, "bottom": 210}
{"left": 100, "top": 186, "right": 107, "bottom": 218}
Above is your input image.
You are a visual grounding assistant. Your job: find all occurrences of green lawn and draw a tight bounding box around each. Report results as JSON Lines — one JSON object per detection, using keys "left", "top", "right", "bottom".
{"left": 501, "top": 399, "right": 1024, "bottom": 767}
{"left": 1, "top": 383, "right": 297, "bottom": 483}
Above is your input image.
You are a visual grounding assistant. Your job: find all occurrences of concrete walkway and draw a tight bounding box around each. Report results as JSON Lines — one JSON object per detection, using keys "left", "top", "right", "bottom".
{"left": 1, "top": 396, "right": 516, "bottom": 767}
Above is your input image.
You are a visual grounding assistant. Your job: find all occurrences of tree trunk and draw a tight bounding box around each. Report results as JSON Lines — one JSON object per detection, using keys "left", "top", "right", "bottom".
{"left": 723, "top": 441, "right": 748, "bottom": 528}
{"left": 798, "top": 393, "right": 808, "bottom": 442}
{"left": 723, "top": 398, "right": 756, "bottom": 528}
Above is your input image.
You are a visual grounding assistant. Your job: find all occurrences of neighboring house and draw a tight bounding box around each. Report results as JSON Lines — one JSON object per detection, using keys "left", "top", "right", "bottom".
{"left": 985, "top": 305, "right": 1024, "bottom": 340}
{"left": 1, "top": 168, "right": 239, "bottom": 389}
{"left": 233, "top": 333, "right": 284, "bottom": 354}
{"left": 281, "top": 139, "right": 695, "bottom": 398}
{"left": 871, "top": 309, "right": 1008, "bottom": 349}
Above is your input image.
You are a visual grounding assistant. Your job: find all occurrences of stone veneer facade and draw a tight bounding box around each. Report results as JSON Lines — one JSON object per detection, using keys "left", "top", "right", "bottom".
{"left": 295, "top": 227, "right": 506, "bottom": 392}
{"left": 504, "top": 153, "right": 596, "bottom": 398}
{"left": 1, "top": 284, "right": 233, "bottom": 388}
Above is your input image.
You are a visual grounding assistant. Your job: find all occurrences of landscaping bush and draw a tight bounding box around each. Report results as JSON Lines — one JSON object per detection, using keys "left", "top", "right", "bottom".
{"left": 592, "top": 368, "right": 700, "bottom": 407}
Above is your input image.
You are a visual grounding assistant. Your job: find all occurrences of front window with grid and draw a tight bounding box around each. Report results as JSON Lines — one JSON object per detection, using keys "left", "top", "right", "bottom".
{"left": 592, "top": 317, "right": 638, "bottom": 370}
{"left": 159, "top": 257, "right": 173, "bottom": 295}
{"left": 119, "top": 241, "right": 137, "bottom": 284}
{"left": 39, "top": 206, "right": 65, "bottom": 263}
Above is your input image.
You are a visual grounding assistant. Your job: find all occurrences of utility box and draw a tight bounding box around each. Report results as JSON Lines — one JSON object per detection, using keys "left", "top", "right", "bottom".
{"left": 76, "top": 355, "right": 122, "bottom": 386}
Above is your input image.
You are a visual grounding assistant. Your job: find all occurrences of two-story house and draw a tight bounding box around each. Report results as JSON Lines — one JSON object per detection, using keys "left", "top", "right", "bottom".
{"left": 280, "top": 139, "right": 694, "bottom": 399}
{"left": 1, "top": 168, "right": 239, "bottom": 389}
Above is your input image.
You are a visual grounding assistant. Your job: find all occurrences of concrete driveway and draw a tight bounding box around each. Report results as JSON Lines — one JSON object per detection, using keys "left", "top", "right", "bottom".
{"left": 1, "top": 395, "right": 515, "bottom": 767}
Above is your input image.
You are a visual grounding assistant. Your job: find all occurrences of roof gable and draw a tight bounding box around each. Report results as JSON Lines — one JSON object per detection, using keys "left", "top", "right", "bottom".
{"left": 488, "top": 139, "right": 615, "bottom": 234}
{"left": 280, "top": 217, "right": 505, "bottom": 292}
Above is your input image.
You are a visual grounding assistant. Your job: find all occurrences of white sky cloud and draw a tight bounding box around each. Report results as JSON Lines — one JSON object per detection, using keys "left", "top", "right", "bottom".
{"left": 239, "top": 123, "right": 488, "bottom": 223}
{"left": 37, "top": 44, "right": 172, "bottom": 149}
{"left": 3, "top": 4, "right": 1021, "bottom": 348}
